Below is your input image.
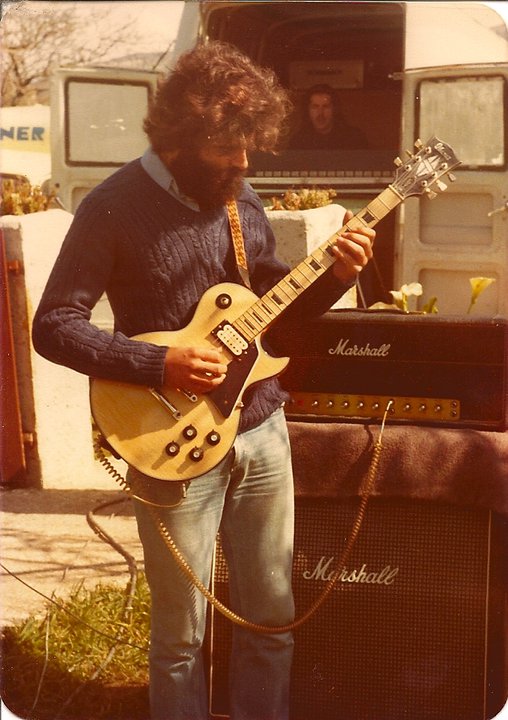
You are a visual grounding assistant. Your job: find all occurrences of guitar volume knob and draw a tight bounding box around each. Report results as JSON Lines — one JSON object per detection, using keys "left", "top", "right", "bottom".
{"left": 206, "top": 430, "right": 221, "bottom": 446}
{"left": 165, "top": 441, "right": 180, "bottom": 457}
{"left": 182, "top": 425, "right": 198, "bottom": 440}
{"left": 188, "top": 447, "right": 204, "bottom": 462}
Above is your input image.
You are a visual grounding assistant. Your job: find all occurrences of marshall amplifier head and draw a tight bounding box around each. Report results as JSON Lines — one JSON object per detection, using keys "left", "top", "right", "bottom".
{"left": 266, "top": 310, "right": 508, "bottom": 431}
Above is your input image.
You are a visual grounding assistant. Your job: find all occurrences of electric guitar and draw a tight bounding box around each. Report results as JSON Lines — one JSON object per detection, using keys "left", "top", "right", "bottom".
{"left": 90, "top": 136, "right": 460, "bottom": 481}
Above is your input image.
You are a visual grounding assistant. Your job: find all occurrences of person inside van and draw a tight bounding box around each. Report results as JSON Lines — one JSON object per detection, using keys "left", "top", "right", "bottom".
{"left": 289, "top": 83, "right": 368, "bottom": 150}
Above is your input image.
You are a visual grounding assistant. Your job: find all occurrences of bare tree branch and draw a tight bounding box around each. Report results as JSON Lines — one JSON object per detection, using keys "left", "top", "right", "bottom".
{"left": 1, "top": 1, "right": 145, "bottom": 106}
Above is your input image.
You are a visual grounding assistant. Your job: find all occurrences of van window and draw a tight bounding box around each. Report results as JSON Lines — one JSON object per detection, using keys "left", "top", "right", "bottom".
{"left": 204, "top": 1, "right": 404, "bottom": 157}
{"left": 418, "top": 76, "right": 505, "bottom": 168}
{"left": 65, "top": 79, "right": 151, "bottom": 165}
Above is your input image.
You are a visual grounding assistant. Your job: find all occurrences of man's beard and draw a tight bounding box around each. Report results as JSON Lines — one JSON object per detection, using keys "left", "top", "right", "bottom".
{"left": 169, "top": 149, "right": 246, "bottom": 212}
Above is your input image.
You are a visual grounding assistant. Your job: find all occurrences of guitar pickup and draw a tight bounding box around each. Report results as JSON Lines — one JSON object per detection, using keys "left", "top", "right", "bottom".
{"left": 213, "top": 322, "right": 249, "bottom": 356}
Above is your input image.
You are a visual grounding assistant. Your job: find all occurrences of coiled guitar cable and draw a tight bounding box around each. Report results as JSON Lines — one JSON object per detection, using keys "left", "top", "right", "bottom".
{"left": 94, "top": 400, "right": 393, "bottom": 634}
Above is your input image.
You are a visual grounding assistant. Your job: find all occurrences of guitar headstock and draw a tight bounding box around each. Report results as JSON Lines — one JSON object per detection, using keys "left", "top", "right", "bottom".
{"left": 392, "top": 136, "right": 461, "bottom": 200}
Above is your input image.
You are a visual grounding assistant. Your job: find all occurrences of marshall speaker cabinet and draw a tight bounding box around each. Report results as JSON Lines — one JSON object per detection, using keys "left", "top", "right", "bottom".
{"left": 265, "top": 310, "right": 508, "bottom": 431}
{"left": 208, "top": 495, "right": 507, "bottom": 720}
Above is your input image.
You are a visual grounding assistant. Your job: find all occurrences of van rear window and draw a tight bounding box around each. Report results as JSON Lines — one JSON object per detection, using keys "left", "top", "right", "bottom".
{"left": 418, "top": 76, "right": 505, "bottom": 169}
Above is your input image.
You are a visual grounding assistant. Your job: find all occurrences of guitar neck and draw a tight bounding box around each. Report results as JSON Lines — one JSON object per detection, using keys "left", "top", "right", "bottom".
{"left": 233, "top": 185, "right": 403, "bottom": 341}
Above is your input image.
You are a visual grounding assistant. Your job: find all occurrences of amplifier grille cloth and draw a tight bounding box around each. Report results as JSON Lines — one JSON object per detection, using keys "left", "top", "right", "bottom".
{"left": 209, "top": 498, "right": 505, "bottom": 720}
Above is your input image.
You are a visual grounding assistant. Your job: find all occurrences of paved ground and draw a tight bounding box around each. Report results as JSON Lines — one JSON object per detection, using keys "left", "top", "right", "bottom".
{"left": 0, "top": 485, "right": 147, "bottom": 720}
{"left": 0, "top": 487, "right": 144, "bottom": 627}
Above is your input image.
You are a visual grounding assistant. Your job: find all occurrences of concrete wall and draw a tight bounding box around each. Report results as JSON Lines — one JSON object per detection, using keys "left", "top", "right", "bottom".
{"left": 2, "top": 210, "right": 113, "bottom": 490}
{"left": 3, "top": 204, "right": 354, "bottom": 490}
{"left": 266, "top": 203, "right": 356, "bottom": 309}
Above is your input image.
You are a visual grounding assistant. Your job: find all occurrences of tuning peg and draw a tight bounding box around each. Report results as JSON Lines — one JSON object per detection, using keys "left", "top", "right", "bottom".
{"left": 405, "top": 149, "right": 414, "bottom": 158}
{"left": 414, "top": 139, "right": 423, "bottom": 149}
{"left": 447, "top": 172, "right": 457, "bottom": 182}
{"left": 394, "top": 157, "right": 403, "bottom": 167}
{"left": 425, "top": 188, "right": 438, "bottom": 200}
{"left": 435, "top": 180, "right": 447, "bottom": 192}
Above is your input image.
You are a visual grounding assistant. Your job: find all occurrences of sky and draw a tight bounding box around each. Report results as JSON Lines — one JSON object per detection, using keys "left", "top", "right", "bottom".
{"left": 100, "top": 0, "right": 185, "bottom": 55}
{"left": 3, "top": 0, "right": 186, "bottom": 57}
{"left": 486, "top": 1, "right": 508, "bottom": 24}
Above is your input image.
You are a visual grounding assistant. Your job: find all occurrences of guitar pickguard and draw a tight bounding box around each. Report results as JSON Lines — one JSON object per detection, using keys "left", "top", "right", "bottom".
{"left": 209, "top": 341, "right": 259, "bottom": 418}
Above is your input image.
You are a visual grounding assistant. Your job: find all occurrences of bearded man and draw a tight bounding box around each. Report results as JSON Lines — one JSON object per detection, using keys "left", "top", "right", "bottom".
{"left": 32, "top": 42, "right": 375, "bottom": 720}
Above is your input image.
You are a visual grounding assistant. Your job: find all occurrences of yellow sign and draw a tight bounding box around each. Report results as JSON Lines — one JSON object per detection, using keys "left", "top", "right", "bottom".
{"left": 0, "top": 105, "right": 50, "bottom": 153}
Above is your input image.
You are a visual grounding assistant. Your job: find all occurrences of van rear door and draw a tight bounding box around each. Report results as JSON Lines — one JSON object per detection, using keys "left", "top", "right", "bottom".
{"left": 51, "top": 66, "right": 158, "bottom": 213}
{"left": 397, "top": 3, "right": 508, "bottom": 315}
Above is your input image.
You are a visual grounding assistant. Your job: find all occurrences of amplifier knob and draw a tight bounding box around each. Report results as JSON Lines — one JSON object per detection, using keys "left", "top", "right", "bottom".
{"left": 403, "top": 403, "right": 412, "bottom": 412}
{"left": 434, "top": 404, "right": 443, "bottom": 413}
{"left": 357, "top": 400, "right": 365, "bottom": 409}
{"left": 326, "top": 400, "right": 335, "bottom": 408}
{"left": 311, "top": 400, "right": 319, "bottom": 408}
{"left": 419, "top": 403, "right": 427, "bottom": 412}
{"left": 372, "top": 402, "right": 380, "bottom": 411}
{"left": 342, "top": 400, "right": 350, "bottom": 409}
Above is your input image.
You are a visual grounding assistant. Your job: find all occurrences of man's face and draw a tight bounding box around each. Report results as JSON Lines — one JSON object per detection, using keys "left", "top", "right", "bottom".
{"left": 169, "top": 139, "right": 249, "bottom": 212}
{"left": 308, "top": 92, "right": 334, "bottom": 135}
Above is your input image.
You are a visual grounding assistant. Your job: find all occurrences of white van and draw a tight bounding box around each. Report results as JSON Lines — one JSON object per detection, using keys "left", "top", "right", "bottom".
{"left": 50, "top": 1, "right": 508, "bottom": 314}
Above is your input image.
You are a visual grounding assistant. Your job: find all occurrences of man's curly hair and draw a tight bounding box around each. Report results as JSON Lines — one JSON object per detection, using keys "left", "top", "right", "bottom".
{"left": 144, "top": 41, "right": 292, "bottom": 154}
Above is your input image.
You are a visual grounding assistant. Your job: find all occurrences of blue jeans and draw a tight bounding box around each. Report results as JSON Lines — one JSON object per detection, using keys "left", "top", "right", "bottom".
{"left": 130, "top": 408, "right": 295, "bottom": 720}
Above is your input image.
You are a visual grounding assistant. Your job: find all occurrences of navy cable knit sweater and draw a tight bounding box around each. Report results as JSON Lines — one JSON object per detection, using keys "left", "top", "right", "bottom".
{"left": 32, "top": 158, "right": 349, "bottom": 432}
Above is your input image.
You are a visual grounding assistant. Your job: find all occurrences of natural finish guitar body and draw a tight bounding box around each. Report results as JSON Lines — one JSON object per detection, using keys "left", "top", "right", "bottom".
{"left": 90, "top": 283, "right": 289, "bottom": 481}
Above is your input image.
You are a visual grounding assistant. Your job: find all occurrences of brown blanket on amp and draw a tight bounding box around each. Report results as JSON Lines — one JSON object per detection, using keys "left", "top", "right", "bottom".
{"left": 288, "top": 421, "right": 508, "bottom": 517}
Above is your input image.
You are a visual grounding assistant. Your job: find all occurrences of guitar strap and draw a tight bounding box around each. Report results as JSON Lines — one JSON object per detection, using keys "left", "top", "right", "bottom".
{"left": 226, "top": 200, "right": 252, "bottom": 289}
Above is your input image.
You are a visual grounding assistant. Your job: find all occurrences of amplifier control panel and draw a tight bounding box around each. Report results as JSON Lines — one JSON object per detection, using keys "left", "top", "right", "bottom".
{"left": 285, "top": 392, "right": 461, "bottom": 423}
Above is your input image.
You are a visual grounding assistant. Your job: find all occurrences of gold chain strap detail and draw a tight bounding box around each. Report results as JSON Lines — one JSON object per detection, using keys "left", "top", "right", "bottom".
{"left": 227, "top": 200, "right": 251, "bottom": 289}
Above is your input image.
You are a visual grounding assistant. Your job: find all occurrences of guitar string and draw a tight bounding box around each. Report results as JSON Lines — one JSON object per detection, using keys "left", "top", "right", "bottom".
{"left": 233, "top": 185, "right": 403, "bottom": 343}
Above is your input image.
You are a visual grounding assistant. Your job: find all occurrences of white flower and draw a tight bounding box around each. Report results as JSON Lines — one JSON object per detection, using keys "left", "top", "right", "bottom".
{"left": 389, "top": 290, "right": 404, "bottom": 303}
{"left": 400, "top": 282, "right": 423, "bottom": 297}
{"left": 388, "top": 282, "right": 422, "bottom": 311}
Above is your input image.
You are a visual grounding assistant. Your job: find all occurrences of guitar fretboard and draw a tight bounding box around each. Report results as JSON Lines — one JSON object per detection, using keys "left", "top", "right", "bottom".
{"left": 233, "top": 185, "right": 403, "bottom": 342}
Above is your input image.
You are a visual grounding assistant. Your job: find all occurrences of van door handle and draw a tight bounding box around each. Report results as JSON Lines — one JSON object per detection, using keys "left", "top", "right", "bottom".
{"left": 488, "top": 201, "right": 508, "bottom": 217}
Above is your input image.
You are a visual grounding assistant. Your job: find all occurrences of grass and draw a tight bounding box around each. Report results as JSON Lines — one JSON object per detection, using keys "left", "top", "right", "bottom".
{"left": 1, "top": 575, "right": 151, "bottom": 720}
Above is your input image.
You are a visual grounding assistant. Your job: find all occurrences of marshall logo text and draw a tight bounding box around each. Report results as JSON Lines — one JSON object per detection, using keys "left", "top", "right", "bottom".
{"left": 328, "top": 338, "right": 391, "bottom": 358}
{"left": 303, "top": 556, "right": 399, "bottom": 585}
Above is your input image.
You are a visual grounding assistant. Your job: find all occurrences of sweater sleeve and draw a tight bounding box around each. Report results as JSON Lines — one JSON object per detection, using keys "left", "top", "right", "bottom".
{"left": 32, "top": 195, "right": 168, "bottom": 387}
